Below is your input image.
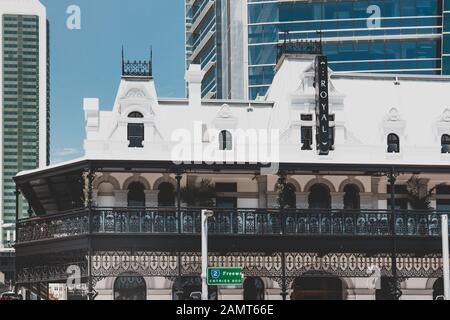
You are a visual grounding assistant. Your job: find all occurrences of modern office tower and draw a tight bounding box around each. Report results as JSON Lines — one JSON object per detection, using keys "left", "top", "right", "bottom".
{"left": 185, "top": 0, "right": 248, "bottom": 100}
{"left": 187, "top": 0, "right": 450, "bottom": 99}
{"left": 0, "top": 0, "right": 49, "bottom": 247}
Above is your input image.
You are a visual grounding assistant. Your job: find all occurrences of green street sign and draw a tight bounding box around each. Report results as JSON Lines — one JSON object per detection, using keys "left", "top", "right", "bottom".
{"left": 207, "top": 267, "right": 243, "bottom": 286}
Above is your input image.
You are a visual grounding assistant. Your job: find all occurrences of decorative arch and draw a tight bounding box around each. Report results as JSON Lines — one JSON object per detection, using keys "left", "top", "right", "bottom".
{"left": 93, "top": 174, "right": 121, "bottom": 190}
{"left": 338, "top": 178, "right": 365, "bottom": 193}
{"left": 153, "top": 175, "right": 177, "bottom": 191}
{"left": 304, "top": 177, "right": 336, "bottom": 193}
{"left": 113, "top": 272, "right": 147, "bottom": 300}
{"left": 123, "top": 174, "right": 151, "bottom": 190}
{"left": 125, "top": 88, "right": 146, "bottom": 98}
{"left": 123, "top": 105, "right": 154, "bottom": 118}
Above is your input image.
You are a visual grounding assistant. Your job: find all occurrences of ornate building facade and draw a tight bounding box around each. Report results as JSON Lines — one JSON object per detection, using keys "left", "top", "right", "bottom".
{"left": 13, "top": 51, "right": 450, "bottom": 300}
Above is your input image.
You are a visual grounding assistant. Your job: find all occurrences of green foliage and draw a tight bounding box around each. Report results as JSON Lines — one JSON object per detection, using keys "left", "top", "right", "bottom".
{"left": 181, "top": 179, "right": 215, "bottom": 207}
{"left": 406, "top": 175, "right": 442, "bottom": 210}
{"left": 275, "top": 173, "right": 296, "bottom": 209}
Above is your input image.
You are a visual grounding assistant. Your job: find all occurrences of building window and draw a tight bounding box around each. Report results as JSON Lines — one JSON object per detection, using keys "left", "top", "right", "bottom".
{"left": 219, "top": 130, "right": 232, "bottom": 150}
{"left": 244, "top": 277, "right": 265, "bottom": 300}
{"left": 387, "top": 184, "right": 408, "bottom": 210}
{"left": 128, "top": 112, "right": 144, "bottom": 118}
{"left": 127, "top": 182, "right": 146, "bottom": 207}
{"left": 441, "top": 134, "right": 450, "bottom": 154}
{"left": 128, "top": 124, "right": 144, "bottom": 148}
{"left": 158, "top": 182, "right": 175, "bottom": 207}
{"left": 343, "top": 184, "right": 360, "bottom": 209}
{"left": 436, "top": 185, "right": 450, "bottom": 211}
{"left": 387, "top": 133, "right": 400, "bottom": 153}
{"left": 301, "top": 126, "right": 313, "bottom": 150}
{"left": 308, "top": 184, "right": 331, "bottom": 209}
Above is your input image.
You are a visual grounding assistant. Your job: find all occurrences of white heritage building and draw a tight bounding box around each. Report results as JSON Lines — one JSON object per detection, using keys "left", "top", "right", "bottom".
{"left": 13, "top": 52, "right": 450, "bottom": 300}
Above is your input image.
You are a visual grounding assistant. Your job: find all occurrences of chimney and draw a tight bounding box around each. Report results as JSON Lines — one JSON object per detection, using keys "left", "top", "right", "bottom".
{"left": 185, "top": 64, "right": 205, "bottom": 108}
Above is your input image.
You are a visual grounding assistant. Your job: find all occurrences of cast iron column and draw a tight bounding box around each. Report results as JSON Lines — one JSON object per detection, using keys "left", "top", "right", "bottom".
{"left": 14, "top": 187, "right": 20, "bottom": 294}
{"left": 388, "top": 168, "right": 402, "bottom": 300}
{"left": 175, "top": 173, "right": 183, "bottom": 292}
{"left": 176, "top": 174, "right": 182, "bottom": 233}
{"left": 86, "top": 166, "right": 96, "bottom": 300}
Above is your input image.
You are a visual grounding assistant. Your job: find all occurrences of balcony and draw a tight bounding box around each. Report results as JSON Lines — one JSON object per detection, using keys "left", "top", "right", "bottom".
{"left": 16, "top": 207, "right": 446, "bottom": 245}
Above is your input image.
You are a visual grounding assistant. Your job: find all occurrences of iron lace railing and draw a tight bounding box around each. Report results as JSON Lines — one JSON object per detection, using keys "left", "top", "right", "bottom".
{"left": 16, "top": 208, "right": 448, "bottom": 243}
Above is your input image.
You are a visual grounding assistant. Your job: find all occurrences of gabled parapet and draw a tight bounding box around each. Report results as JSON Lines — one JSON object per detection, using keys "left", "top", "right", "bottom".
{"left": 83, "top": 98, "right": 99, "bottom": 134}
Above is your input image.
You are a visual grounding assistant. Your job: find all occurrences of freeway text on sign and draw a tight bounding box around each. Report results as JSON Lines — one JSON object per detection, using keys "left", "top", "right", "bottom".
{"left": 207, "top": 267, "right": 243, "bottom": 286}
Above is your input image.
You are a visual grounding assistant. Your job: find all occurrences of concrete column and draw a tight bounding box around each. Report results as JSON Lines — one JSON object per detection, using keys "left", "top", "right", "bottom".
{"left": 360, "top": 193, "right": 374, "bottom": 210}
{"left": 267, "top": 192, "right": 278, "bottom": 208}
{"left": 296, "top": 192, "right": 309, "bottom": 209}
{"left": 331, "top": 192, "right": 345, "bottom": 209}
{"left": 114, "top": 190, "right": 128, "bottom": 207}
{"left": 371, "top": 177, "right": 381, "bottom": 209}
{"left": 256, "top": 176, "right": 268, "bottom": 208}
{"left": 92, "top": 190, "right": 98, "bottom": 207}
{"left": 345, "top": 278, "right": 376, "bottom": 300}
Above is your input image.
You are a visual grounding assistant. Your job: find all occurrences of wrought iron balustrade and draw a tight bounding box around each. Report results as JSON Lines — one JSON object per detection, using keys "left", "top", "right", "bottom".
{"left": 16, "top": 208, "right": 447, "bottom": 243}
{"left": 17, "top": 209, "right": 90, "bottom": 243}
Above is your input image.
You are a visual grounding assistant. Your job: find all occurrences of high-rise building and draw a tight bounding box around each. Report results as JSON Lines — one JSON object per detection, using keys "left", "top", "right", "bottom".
{"left": 186, "top": 0, "right": 450, "bottom": 99}
{"left": 0, "top": 0, "right": 49, "bottom": 247}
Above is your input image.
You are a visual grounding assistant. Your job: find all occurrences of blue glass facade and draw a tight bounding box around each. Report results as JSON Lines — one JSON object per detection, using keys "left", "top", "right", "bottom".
{"left": 248, "top": 0, "right": 445, "bottom": 99}
{"left": 185, "top": 0, "right": 222, "bottom": 98}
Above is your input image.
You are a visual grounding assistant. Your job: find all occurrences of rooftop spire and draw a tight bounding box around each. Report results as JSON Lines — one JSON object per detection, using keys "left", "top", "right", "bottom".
{"left": 121, "top": 46, "right": 153, "bottom": 79}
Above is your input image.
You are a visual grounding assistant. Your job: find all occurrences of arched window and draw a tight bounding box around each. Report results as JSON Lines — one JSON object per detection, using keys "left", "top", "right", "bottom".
{"left": 284, "top": 183, "right": 297, "bottom": 209}
{"left": 97, "top": 182, "right": 115, "bottom": 207}
{"left": 114, "top": 273, "right": 146, "bottom": 300}
{"left": 127, "top": 182, "right": 145, "bottom": 207}
{"left": 243, "top": 277, "right": 265, "bottom": 300}
{"left": 441, "top": 135, "right": 450, "bottom": 154}
{"left": 219, "top": 130, "right": 232, "bottom": 150}
{"left": 308, "top": 184, "right": 331, "bottom": 209}
{"left": 387, "top": 133, "right": 400, "bottom": 153}
{"left": 433, "top": 278, "right": 444, "bottom": 300}
{"left": 128, "top": 112, "right": 144, "bottom": 148}
{"left": 343, "top": 184, "right": 360, "bottom": 210}
{"left": 158, "top": 182, "right": 175, "bottom": 207}
{"left": 128, "top": 111, "right": 144, "bottom": 118}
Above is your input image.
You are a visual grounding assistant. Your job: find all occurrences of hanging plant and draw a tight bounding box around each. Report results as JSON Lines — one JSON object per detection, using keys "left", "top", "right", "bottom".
{"left": 406, "top": 175, "right": 442, "bottom": 210}
{"left": 181, "top": 179, "right": 215, "bottom": 207}
{"left": 80, "top": 168, "right": 96, "bottom": 208}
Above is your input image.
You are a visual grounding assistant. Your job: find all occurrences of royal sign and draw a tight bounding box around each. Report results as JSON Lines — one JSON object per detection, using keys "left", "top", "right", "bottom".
{"left": 315, "top": 55, "right": 330, "bottom": 155}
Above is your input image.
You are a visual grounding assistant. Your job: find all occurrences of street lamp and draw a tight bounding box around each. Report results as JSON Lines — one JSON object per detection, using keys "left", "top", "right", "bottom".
{"left": 441, "top": 214, "right": 450, "bottom": 300}
{"left": 201, "top": 209, "right": 214, "bottom": 301}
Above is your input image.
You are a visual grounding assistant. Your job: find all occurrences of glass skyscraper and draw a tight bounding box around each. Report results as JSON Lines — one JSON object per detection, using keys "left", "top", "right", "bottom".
{"left": 0, "top": 0, "right": 49, "bottom": 247}
{"left": 186, "top": 0, "right": 450, "bottom": 99}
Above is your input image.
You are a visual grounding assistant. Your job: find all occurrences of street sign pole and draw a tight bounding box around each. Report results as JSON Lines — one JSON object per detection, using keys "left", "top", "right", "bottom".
{"left": 201, "top": 210, "right": 214, "bottom": 301}
{"left": 442, "top": 214, "right": 450, "bottom": 300}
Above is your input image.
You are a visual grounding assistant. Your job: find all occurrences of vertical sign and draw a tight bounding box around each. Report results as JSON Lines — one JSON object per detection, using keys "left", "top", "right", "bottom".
{"left": 315, "top": 55, "right": 330, "bottom": 155}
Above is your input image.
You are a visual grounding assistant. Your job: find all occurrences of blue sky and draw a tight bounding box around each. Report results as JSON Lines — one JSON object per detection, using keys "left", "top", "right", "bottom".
{"left": 40, "top": 0, "right": 186, "bottom": 163}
